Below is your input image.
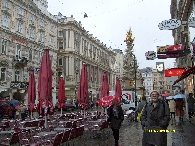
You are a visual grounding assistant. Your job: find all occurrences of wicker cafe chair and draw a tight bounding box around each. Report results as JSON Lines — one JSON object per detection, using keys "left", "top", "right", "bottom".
{"left": 0, "top": 132, "right": 20, "bottom": 146}
{"left": 41, "top": 132, "right": 63, "bottom": 146}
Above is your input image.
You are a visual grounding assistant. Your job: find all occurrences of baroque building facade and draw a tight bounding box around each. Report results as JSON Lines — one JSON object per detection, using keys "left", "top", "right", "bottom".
{"left": 56, "top": 16, "right": 116, "bottom": 100}
{"left": 170, "top": 0, "right": 194, "bottom": 94}
{"left": 112, "top": 49, "right": 124, "bottom": 79}
{"left": 140, "top": 67, "right": 153, "bottom": 98}
{"left": 0, "top": 0, "right": 58, "bottom": 102}
{"left": 152, "top": 69, "right": 173, "bottom": 95}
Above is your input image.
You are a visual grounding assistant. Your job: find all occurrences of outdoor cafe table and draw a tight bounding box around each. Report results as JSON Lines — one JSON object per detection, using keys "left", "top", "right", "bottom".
{"left": 37, "top": 131, "right": 57, "bottom": 137}
{"left": 54, "top": 128, "right": 71, "bottom": 131}
{"left": 0, "top": 130, "right": 14, "bottom": 134}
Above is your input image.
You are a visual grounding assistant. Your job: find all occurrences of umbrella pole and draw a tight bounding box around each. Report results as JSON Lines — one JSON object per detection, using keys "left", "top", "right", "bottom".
{"left": 45, "top": 114, "right": 47, "bottom": 128}
{"left": 61, "top": 108, "right": 62, "bottom": 115}
{"left": 31, "top": 112, "right": 33, "bottom": 119}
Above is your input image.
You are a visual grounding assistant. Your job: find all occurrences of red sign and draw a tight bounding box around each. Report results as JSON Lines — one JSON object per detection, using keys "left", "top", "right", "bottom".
{"left": 12, "top": 36, "right": 28, "bottom": 46}
{"left": 157, "top": 54, "right": 181, "bottom": 59}
{"left": 166, "top": 45, "right": 184, "bottom": 52}
{"left": 164, "top": 68, "right": 186, "bottom": 77}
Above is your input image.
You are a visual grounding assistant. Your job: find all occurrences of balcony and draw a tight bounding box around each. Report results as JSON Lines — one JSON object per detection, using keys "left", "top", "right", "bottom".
{"left": 10, "top": 81, "right": 29, "bottom": 89}
{"left": 12, "top": 56, "right": 28, "bottom": 69}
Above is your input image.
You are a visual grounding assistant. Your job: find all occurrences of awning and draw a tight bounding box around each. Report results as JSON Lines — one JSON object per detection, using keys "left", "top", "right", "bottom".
{"left": 173, "top": 66, "right": 195, "bottom": 85}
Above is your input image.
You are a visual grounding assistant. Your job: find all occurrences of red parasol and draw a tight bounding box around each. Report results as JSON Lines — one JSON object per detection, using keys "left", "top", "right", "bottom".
{"left": 98, "top": 95, "right": 120, "bottom": 107}
{"left": 100, "top": 72, "right": 109, "bottom": 99}
{"left": 28, "top": 71, "right": 36, "bottom": 112}
{"left": 77, "top": 64, "right": 89, "bottom": 110}
{"left": 115, "top": 77, "right": 122, "bottom": 102}
{"left": 58, "top": 75, "right": 66, "bottom": 109}
{"left": 38, "top": 49, "right": 53, "bottom": 116}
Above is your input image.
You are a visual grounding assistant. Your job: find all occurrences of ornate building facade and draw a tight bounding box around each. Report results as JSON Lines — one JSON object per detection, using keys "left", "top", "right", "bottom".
{"left": 140, "top": 67, "right": 153, "bottom": 98}
{"left": 112, "top": 49, "right": 124, "bottom": 79}
{"left": 170, "top": 0, "right": 194, "bottom": 94}
{"left": 152, "top": 69, "right": 173, "bottom": 95}
{"left": 56, "top": 16, "right": 116, "bottom": 100}
{"left": 0, "top": 0, "right": 58, "bottom": 102}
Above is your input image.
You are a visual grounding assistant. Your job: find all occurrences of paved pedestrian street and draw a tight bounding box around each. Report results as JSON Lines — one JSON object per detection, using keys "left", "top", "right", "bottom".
{"left": 67, "top": 116, "right": 195, "bottom": 146}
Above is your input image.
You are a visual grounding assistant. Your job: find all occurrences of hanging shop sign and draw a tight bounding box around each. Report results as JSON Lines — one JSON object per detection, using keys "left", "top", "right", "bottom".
{"left": 158, "top": 19, "right": 181, "bottom": 30}
{"left": 156, "top": 62, "right": 164, "bottom": 73}
{"left": 157, "top": 44, "right": 184, "bottom": 54}
{"left": 164, "top": 68, "right": 186, "bottom": 77}
{"left": 157, "top": 54, "right": 181, "bottom": 59}
{"left": 189, "top": 17, "right": 195, "bottom": 28}
{"left": 145, "top": 51, "right": 156, "bottom": 60}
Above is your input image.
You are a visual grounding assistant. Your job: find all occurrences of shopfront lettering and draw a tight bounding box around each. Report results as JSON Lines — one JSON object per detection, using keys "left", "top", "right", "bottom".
{"left": 158, "top": 19, "right": 181, "bottom": 30}
{"left": 12, "top": 35, "right": 28, "bottom": 46}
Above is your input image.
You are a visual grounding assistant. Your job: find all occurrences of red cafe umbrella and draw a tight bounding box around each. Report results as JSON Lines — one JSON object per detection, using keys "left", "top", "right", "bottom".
{"left": 100, "top": 72, "right": 109, "bottom": 99}
{"left": 98, "top": 95, "right": 120, "bottom": 107}
{"left": 38, "top": 49, "right": 53, "bottom": 117}
{"left": 58, "top": 75, "right": 66, "bottom": 114}
{"left": 28, "top": 71, "right": 36, "bottom": 113}
{"left": 77, "top": 64, "right": 89, "bottom": 110}
{"left": 115, "top": 77, "right": 122, "bottom": 102}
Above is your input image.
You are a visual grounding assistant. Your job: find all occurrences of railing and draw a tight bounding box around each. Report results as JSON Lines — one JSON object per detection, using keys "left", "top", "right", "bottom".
{"left": 10, "top": 81, "right": 28, "bottom": 89}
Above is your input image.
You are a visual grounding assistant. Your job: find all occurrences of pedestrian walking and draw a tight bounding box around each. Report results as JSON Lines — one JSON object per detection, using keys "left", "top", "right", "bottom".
{"left": 168, "top": 98, "right": 176, "bottom": 125}
{"left": 187, "top": 93, "right": 195, "bottom": 118}
{"left": 107, "top": 98, "right": 124, "bottom": 146}
{"left": 135, "top": 96, "right": 147, "bottom": 130}
{"left": 175, "top": 98, "right": 184, "bottom": 121}
{"left": 141, "top": 91, "right": 170, "bottom": 146}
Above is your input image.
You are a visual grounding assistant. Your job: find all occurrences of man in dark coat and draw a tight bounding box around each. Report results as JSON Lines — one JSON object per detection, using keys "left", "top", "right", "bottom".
{"left": 187, "top": 93, "right": 195, "bottom": 118}
{"left": 107, "top": 98, "right": 124, "bottom": 146}
{"left": 141, "top": 91, "right": 170, "bottom": 146}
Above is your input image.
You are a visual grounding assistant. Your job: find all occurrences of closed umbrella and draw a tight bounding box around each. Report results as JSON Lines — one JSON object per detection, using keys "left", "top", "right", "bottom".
{"left": 38, "top": 49, "right": 53, "bottom": 128}
{"left": 100, "top": 72, "right": 109, "bottom": 114}
{"left": 28, "top": 71, "right": 36, "bottom": 119}
{"left": 100, "top": 72, "right": 109, "bottom": 98}
{"left": 78, "top": 64, "right": 89, "bottom": 116}
{"left": 115, "top": 77, "right": 122, "bottom": 102}
{"left": 58, "top": 75, "right": 66, "bottom": 115}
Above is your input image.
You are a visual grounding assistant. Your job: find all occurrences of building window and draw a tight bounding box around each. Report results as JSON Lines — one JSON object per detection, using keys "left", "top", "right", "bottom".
{"left": 59, "top": 42, "right": 63, "bottom": 50}
{"left": 58, "top": 58, "right": 63, "bottom": 66}
{"left": 29, "top": 49, "right": 33, "bottom": 61}
{"left": 50, "top": 25, "right": 54, "bottom": 32}
{"left": 17, "top": 22, "right": 22, "bottom": 33}
{"left": 4, "top": 0, "right": 9, "bottom": 8}
{"left": 0, "top": 68, "right": 6, "bottom": 81}
{"left": 38, "top": 31, "right": 44, "bottom": 42}
{"left": 50, "top": 36, "right": 54, "bottom": 46}
{"left": 29, "top": 14, "right": 34, "bottom": 22}
{"left": 29, "top": 27, "right": 34, "bottom": 38}
{"left": 58, "top": 31, "right": 63, "bottom": 36}
{"left": 15, "top": 70, "right": 20, "bottom": 81}
{"left": 38, "top": 51, "right": 42, "bottom": 63}
{"left": 18, "top": 7, "right": 23, "bottom": 16}
{"left": 16, "top": 44, "right": 21, "bottom": 59}
{"left": 3, "top": 15, "right": 9, "bottom": 27}
{"left": 2, "top": 40, "right": 7, "bottom": 55}
{"left": 39, "top": 19, "right": 44, "bottom": 26}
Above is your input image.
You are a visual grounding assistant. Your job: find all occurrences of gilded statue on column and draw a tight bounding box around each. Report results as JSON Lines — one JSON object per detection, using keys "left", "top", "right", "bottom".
{"left": 124, "top": 28, "right": 135, "bottom": 43}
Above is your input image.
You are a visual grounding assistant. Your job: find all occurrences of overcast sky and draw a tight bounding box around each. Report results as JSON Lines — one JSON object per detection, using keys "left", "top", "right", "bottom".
{"left": 47, "top": 0, "right": 195, "bottom": 69}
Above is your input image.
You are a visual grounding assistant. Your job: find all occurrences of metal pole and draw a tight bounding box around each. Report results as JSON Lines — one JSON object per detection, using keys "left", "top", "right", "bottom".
{"left": 133, "top": 54, "right": 137, "bottom": 122}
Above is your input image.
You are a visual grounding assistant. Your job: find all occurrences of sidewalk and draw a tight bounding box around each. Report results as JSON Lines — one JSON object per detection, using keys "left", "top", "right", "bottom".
{"left": 169, "top": 117, "right": 195, "bottom": 146}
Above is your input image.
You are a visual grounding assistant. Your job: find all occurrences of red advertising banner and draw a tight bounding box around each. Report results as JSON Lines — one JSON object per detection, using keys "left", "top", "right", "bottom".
{"left": 164, "top": 68, "right": 186, "bottom": 77}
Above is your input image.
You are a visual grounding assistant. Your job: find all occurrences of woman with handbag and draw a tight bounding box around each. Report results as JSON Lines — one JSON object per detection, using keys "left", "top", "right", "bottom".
{"left": 107, "top": 98, "right": 124, "bottom": 146}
